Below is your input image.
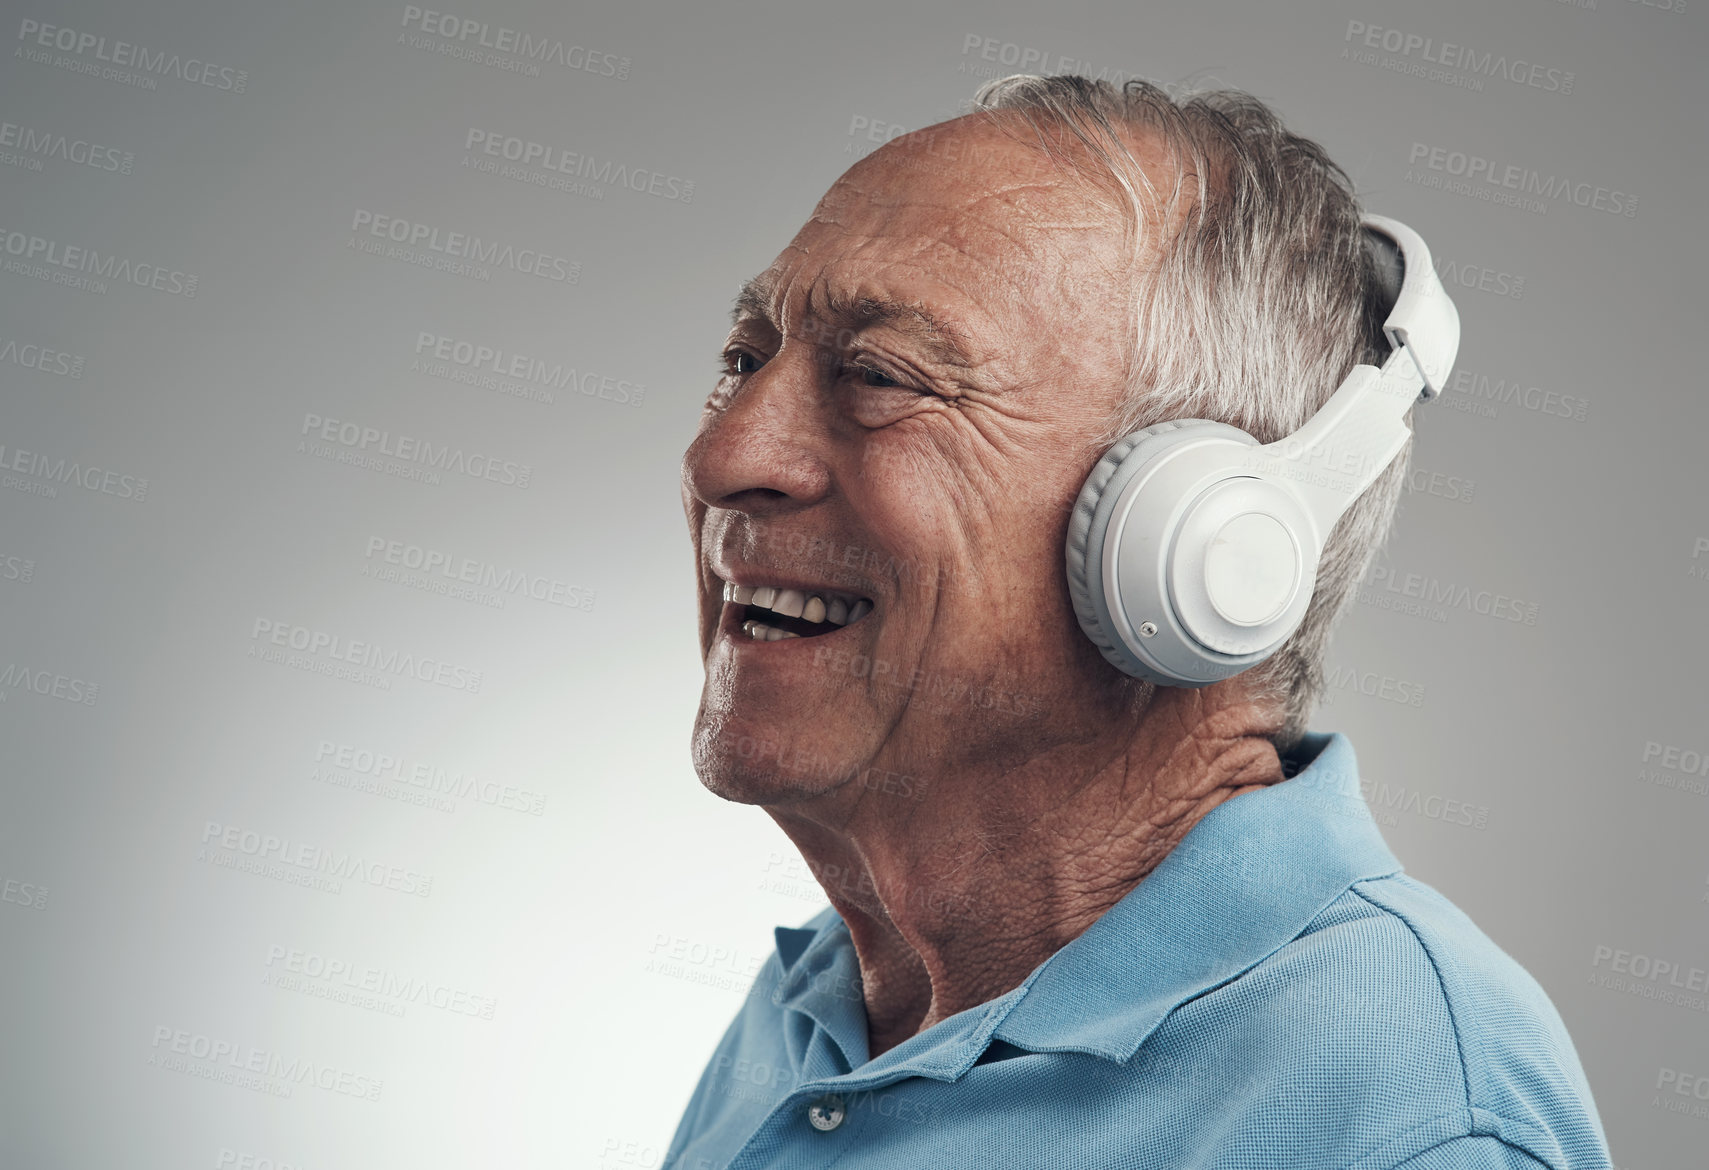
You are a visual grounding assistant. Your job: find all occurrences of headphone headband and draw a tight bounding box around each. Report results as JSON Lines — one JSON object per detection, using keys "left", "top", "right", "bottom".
{"left": 1064, "top": 213, "right": 1462, "bottom": 687}
{"left": 1361, "top": 214, "right": 1460, "bottom": 400}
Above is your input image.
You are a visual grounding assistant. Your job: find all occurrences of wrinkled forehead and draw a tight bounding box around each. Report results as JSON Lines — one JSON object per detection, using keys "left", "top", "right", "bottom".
{"left": 765, "top": 115, "right": 1138, "bottom": 326}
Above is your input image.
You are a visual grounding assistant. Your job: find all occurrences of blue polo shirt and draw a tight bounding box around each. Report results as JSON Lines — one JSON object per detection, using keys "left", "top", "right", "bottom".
{"left": 664, "top": 731, "right": 1612, "bottom": 1169}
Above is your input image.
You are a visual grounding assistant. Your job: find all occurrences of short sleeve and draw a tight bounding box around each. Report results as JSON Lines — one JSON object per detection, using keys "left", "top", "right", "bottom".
{"left": 1389, "top": 1136, "right": 1553, "bottom": 1169}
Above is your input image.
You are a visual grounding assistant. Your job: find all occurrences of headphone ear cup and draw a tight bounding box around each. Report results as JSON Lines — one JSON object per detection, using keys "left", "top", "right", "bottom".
{"left": 1066, "top": 419, "right": 1258, "bottom": 684}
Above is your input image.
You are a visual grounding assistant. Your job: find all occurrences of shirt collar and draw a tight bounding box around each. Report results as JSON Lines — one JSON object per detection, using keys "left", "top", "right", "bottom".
{"left": 772, "top": 908, "right": 872, "bottom": 1072}
{"left": 775, "top": 920, "right": 823, "bottom": 972}
{"left": 765, "top": 731, "right": 1401, "bottom": 1076}
{"left": 991, "top": 730, "right": 1402, "bottom": 1061}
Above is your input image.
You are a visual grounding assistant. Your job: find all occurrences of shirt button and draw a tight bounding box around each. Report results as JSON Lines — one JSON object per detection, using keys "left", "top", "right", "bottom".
{"left": 806, "top": 1093, "right": 846, "bottom": 1132}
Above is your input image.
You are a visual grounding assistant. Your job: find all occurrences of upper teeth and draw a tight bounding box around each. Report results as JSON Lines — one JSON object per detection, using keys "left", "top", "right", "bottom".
{"left": 723, "top": 580, "right": 872, "bottom": 626}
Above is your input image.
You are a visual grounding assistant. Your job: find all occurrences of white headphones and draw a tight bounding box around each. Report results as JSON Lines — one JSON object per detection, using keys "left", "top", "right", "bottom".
{"left": 1064, "top": 214, "right": 1461, "bottom": 687}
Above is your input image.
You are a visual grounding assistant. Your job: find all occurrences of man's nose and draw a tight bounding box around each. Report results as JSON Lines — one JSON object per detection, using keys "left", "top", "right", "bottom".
{"left": 681, "top": 352, "right": 832, "bottom": 517}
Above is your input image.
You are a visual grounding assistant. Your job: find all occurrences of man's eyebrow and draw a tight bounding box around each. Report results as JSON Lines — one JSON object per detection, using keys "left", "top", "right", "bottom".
{"left": 820, "top": 288, "right": 979, "bottom": 370}
{"left": 731, "top": 273, "right": 777, "bottom": 328}
{"left": 729, "top": 274, "right": 979, "bottom": 370}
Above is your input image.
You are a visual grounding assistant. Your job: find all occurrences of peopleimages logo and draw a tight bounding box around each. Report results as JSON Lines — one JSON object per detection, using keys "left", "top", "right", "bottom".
{"left": 0, "top": 117, "right": 133, "bottom": 175}
{"left": 2, "top": 876, "right": 48, "bottom": 911}
{"left": 1322, "top": 665, "right": 1426, "bottom": 708}
{"left": 0, "top": 553, "right": 36, "bottom": 584}
{"left": 363, "top": 535, "right": 595, "bottom": 613}
{"left": 298, "top": 411, "right": 532, "bottom": 489}
{"left": 0, "top": 662, "right": 99, "bottom": 706}
{"left": 1433, "top": 255, "right": 1525, "bottom": 300}
{"left": 0, "top": 335, "right": 85, "bottom": 378}
{"left": 1407, "top": 142, "right": 1638, "bottom": 217}
{"left": 846, "top": 113, "right": 911, "bottom": 149}
{"left": 349, "top": 210, "right": 579, "bottom": 283}
{"left": 1440, "top": 366, "right": 1589, "bottom": 422}
{"left": 0, "top": 441, "right": 148, "bottom": 502}
{"left": 217, "top": 1149, "right": 302, "bottom": 1170}
{"left": 955, "top": 31, "right": 1148, "bottom": 85}
{"left": 264, "top": 943, "right": 499, "bottom": 1020}
{"left": 15, "top": 19, "right": 249, "bottom": 93}
{"left": 1403, "top": 466, "right": 1476, "bottom": 504}
{"left": 1589, "top": 944, "right": 1709, "bottom": 1014}
{"left": 1342, "top": 20, "right": 1575, "bottom": 94}
{"left": 0, "top": 226, "right": 198, "bottom": 296}
{"left": 249, "top": 617, "right": 485, "bottom": 693}
{"left": 412, "top": 331, "right": 645, "bottom": 407}
{"left": 148, "top": 1025, "right": 381, "bottom": 1102}
{"left": 1636, "top": 739, "right": 1709, "bottom": 798}
{"left": 398, "top": 6, "right": 630, "bottom": 79}
{"left": 464, "top": 129, "right": 694, "bottom": 202}
{"left": 1643, "top": 740, "right": 1709, "bottom": 777}
{"left": 199, "top": 820, "right": 433, "bottom": 897}
{"left": 314, "top": 739, "right": 548, "bottom": 816}
{"left": 1358, "top": 562, "right": 1541, "bottom": 625}
{"left": 1653, "top": 1068, "right": 1709, "bottom": 1121}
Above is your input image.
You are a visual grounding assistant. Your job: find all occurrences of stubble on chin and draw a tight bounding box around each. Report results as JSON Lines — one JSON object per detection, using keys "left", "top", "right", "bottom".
{"left": 689, "top": 708, "right": 854, "bottom": 807}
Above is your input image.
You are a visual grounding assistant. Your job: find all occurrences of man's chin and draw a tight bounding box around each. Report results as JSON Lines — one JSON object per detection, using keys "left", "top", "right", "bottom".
{"left": 695, "top": 768, "right": 840, "bottom": 807}
{"left": 689, "top": 717, "right": 859, "bottom": 807}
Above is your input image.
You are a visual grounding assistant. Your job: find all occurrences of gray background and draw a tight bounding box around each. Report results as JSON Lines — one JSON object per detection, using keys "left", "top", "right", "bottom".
{"left": 1, "top": 0, "right": 1704, "bottom": 1166}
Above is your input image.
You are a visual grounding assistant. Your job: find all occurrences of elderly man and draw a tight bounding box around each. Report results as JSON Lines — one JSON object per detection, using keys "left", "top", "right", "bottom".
{"left": 670, "top": 75, "right": 1611, "bottom": 1169}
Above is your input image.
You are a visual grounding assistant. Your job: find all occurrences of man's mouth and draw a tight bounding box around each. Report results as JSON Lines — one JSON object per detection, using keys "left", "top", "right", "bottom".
{"left": 719, "top": 579, "right": 873, "bottom": 642}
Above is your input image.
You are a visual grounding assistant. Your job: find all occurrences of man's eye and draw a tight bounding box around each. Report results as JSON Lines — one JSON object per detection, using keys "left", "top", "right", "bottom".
{"left": 851, "top": 363, "right": 901, "bottom": 389}
{"left": 723, "top": 350, "right": 763, "bottom": 376}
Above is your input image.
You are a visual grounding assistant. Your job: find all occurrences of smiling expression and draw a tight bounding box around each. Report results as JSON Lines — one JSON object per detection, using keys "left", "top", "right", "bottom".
{"left": 681, "top": 114, "right": 1159, "bottom": 809}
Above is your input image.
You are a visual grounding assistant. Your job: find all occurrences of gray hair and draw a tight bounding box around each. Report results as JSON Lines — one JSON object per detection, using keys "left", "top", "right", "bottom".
{"left": 965, "top": 74, "right": 1409, "bottom": 754}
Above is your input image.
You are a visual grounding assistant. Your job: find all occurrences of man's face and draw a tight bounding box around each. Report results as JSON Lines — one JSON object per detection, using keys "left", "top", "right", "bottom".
{"left": 682, "top": 114, "right": 1151, "bottom": 809}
